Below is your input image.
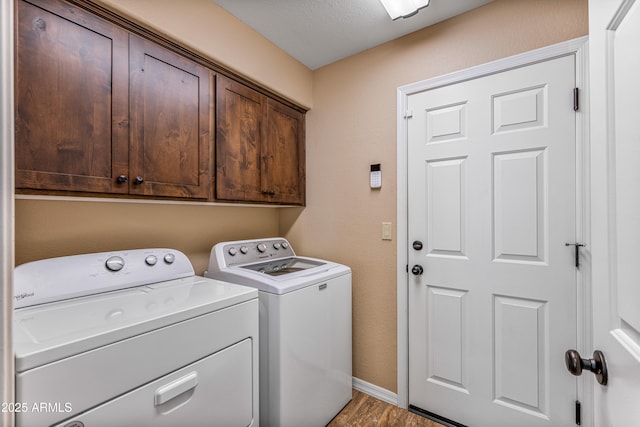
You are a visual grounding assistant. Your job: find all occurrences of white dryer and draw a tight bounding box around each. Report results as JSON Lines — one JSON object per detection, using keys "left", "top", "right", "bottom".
{"left": 205, "top": 238, "right": 352, "bottom": 427}
{"left": 13, "top": 248, "right": 259, "bottom": 427}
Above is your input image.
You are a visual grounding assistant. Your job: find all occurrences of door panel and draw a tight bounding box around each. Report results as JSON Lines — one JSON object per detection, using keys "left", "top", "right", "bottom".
{"left": 15, "top": 0, "right": 128, "bottom": 193}
{"left": 264, "top": 99, "right": 305, "bottom": 204}
{"left": 408, "top": 55, "right": 577, "bottom": 426}
{"left": 590, "top": 0, "right": 640, "bottom": 424}
{"left": 493, "top": 149, "right": 546, "bottom": 263}
{"left": 215, "top": 75, "right": 265, "bottom": 202}
{"left": 129, "top": 35, "right": 210, "bottom": 199}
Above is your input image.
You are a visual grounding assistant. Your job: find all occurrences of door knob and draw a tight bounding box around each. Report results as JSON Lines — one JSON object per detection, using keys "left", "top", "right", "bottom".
{"left": 411, "top": 265, "right": 424, "bottom": 276}
{"left": 565, "top": 349, "right": 608, "bottom": 385}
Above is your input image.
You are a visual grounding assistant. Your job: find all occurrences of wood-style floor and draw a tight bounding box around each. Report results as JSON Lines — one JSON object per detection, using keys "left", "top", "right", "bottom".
{"left": 327, "top": 389, "right": 445, "bottom": 427}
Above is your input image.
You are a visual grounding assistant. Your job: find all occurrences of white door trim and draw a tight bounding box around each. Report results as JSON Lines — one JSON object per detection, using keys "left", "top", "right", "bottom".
{"left": 0, "top": 0, "right": 15, "bottom": 425}
{"left": 396, "top": 37, "right": 591, "bottom": 424}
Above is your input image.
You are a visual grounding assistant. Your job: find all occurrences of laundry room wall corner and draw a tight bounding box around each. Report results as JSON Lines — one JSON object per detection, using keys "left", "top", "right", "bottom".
{"left": 280, "top": 0, "right": 588, "bottom": 395}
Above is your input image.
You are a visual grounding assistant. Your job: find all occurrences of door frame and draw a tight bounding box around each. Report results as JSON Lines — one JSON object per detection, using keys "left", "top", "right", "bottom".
{"left": 1, "top": 0, "right": 15, "bottom": 426}
{"left": 396, "top": 36, "right": 591, "bottom": 424}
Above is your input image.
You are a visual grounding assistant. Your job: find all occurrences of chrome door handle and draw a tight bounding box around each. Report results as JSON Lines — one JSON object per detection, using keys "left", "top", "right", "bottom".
{"left": 565, "top": 349, "right": 608, "bottom": 385}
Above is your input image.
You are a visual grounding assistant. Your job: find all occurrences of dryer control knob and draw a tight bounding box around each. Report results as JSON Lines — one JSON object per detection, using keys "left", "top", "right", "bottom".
{"left": 105, "top": 256, "right": 125, "bottom": 272}
{"left": 240, "top": 246, "right": 249, "bottom": 254}
{"left": 145, "top": 255, "right": 158, "bottom": 266}
{"left": 281, "top": 242, "right": 289, "bottom": 249}
{"left": 273, "top": 243, "right": 281, "bottom": 250}
{"left": 228, "top": 247, "right": 238, "bottom": 256}
{"left": 257, "top": 243, "right": 267, "bottom": 253}
{"left": 164, "top": 253, "right": 175, "bottom": 264}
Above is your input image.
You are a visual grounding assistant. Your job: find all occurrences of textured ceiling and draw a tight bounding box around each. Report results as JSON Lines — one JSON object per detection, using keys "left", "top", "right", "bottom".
{"left": 212, "top": 0, "right": 493, "bottom": 70}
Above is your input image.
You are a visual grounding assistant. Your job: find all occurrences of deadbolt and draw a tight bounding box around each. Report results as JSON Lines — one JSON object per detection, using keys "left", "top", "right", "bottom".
{"left": 412, "top": 240, "right": 423, "bottom": 251}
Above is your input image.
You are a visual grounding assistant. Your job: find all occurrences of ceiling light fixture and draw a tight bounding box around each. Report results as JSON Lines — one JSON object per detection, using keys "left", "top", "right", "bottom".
{"left": 379, "top": 0, "right": 430, "bottom": 20}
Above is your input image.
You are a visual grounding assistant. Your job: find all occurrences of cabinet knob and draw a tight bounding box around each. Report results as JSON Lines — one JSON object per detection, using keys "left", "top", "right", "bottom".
{"left": 262, "top": 189, "right": 275, "bottom": 195}
{"left": 134, "top": 176, "right": 144, "bottom": 185}
{"left": 117, "top": 175, "right": 128, "bottom": 184}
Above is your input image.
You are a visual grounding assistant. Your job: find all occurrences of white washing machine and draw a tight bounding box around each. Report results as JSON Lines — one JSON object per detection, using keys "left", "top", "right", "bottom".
{"left": 13, "top": 248, "right": 259, "bottom": 427}
{"left": 205, "top": 238, "right": 352, "bottom": 427}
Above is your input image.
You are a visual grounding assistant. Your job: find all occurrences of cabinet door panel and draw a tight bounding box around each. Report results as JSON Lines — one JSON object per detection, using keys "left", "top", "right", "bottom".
{"left": 15, "top": 0, "right": 129, "bottom": 193}
{"left": 215, "top": 75, "right": 265, "bottom": 202}
{"left": 129, "top": 36, "right": 210, "bottom": 199}
{"left": 264, "top": 99, "right": 305, "bottom": 205}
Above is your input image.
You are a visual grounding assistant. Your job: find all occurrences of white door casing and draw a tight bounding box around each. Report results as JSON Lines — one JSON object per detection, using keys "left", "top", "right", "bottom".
{"left": 1, "top": 0, "right": 15, "bottom": 425}
{"left": 590, "top": 0, "right": 640, "bottom": 424}
{"left": 397, "top": 38, "right": 589, "bottom": 425}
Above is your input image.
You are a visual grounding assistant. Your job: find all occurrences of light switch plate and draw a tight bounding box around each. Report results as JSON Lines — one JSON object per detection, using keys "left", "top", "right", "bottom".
{"left": 382, "top": 222, "right": 392, "bottom": 240}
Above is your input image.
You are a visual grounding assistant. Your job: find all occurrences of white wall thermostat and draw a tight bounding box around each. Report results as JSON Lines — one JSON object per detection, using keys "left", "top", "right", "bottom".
{"left": 370, "top": 164, "right": 381, "bottom": 189}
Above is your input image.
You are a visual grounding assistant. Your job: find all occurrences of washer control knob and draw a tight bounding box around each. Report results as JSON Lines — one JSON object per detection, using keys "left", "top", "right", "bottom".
{"left": 257, "top": 243, "right": 267, "bottom": 253}
{"left": 228, "top": 247, "right": 238, "bottom": 256}
{"left": 164, "top": 253, "right": 175, "bottom": 264}
{"left": 105, "top": 256, "right": 125, "bottom": 272}
{"left": 273, "top": 243, "right": 281, "bottom": 250}
{"left": 240, "top": 246, "right": 249, "bottom": 255}
{"left": 145, "top": 255, "right": 158, "bottom": 266}
{"left": 281, "top": 242, "right": 289, "bottom": 249}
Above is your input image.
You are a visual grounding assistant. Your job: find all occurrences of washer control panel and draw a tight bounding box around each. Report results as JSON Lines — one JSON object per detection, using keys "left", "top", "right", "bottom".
{"left": 222, "top": 238, "right": 295, "bottom": 266}
{"left": 14, "top": 248, "right": 194, "bottom": 309}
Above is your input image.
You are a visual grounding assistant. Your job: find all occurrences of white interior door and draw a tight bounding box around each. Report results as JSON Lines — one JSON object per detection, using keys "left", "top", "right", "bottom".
{"left": 407, "top": 55, "right": 579, "bottom": 426}
{"left": 590, "top": 0, "right": 640, "bottom": 424}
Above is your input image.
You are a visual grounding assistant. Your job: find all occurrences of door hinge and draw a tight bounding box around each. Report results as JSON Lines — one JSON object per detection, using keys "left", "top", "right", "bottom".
{"left": 575, "top": 400, "right": 581, "bottom": 425}
{"left": 404, "top": 110, "right": 413, "bottom": 119}
{"left": 573, "top": 87, "right": 579, "bottom": 111}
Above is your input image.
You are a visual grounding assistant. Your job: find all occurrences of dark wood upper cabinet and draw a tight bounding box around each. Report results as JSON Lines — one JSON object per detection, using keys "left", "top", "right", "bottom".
{"left": 215, "top": 75, "right": 265, "bottom": 202}
{"left": 264, "top": 99, "right": 305, "bottom": 205}
{"left": 216, "top": 75, "right": 305, "bottom": 205}
{"left": 129, "top": 35, "right": 210, "bottom": 199}
{"left": 16, "top": 0, "right": 304, "bottom": 205}
{"left": 15, "top": 0, "right": 129, "bottom": 193}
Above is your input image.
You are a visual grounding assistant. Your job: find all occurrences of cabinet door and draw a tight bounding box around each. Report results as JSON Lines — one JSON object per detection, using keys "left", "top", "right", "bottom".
{"left": 15, "top": 0, "right": 129, "bottom": 193}
{"left": 264, "top": 99, "right": 306, "bottom": 205}
{"left": 215, "top": 75, "right": 266, "bottom": 202}
{"left": 129, "top": 35, "right": 211, "bottom": 199}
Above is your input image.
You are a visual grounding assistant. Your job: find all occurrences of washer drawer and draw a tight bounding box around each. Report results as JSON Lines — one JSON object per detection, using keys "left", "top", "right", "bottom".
{"left": 54, "top": 338, "right": 255, "bottom": 427}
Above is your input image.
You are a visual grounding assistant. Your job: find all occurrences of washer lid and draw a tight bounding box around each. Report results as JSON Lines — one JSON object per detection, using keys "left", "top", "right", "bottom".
{"left": 14, "top": 276, "right": 257, "bottom": 372}
{"left": 206, "top": 256, "right": 351, "bottom": 294}
{"left": 240, "top": 257, "right": 326, "bottom": 276}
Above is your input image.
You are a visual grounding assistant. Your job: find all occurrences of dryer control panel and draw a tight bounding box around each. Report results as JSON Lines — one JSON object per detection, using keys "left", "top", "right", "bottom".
{"left": 14, "top": 249, "right": 194, "bottom": 308}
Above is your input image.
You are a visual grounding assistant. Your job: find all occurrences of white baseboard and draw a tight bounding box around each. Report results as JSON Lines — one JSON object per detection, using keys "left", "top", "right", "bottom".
{"left": 352, "top": 377, "right": 398, "bottom": 406}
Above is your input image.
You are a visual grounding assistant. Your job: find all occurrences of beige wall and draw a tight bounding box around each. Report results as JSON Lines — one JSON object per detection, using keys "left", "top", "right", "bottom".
{"left": 14, "top": 0, "right": 587, "bottom": 397}
{"left": 15, "top": 199, "right": 279, "bottom": 274}
{"left": 281, "top": 0, "right": 588, "bottom": 392}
